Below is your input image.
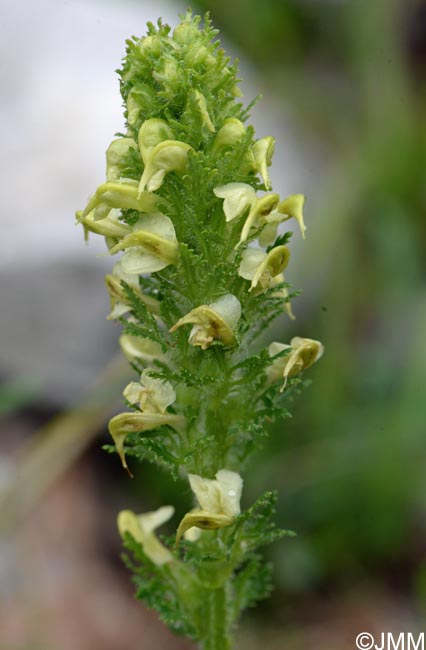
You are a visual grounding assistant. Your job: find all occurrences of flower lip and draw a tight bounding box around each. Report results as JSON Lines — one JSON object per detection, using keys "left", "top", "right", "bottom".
{"left": 238, "top": 192, "right": 280, "bottom": 247}
{"left": 80, "top": 181, "right": 157, "bottom": 220}
{"left": 138, "top": 139, "right": 192, "bottom": 194}
{"left": 266, "top": 194, "right": 306, "bottom": 239}
{"left": 213, "top": 183, "right": 257, "bottom": 223}
{"left": 108, "top": 213, "right": 179, "bottom": 273}
{"left": 169, "top": 294, "right": 241, "bottom": 349}
{"left": 239, "top": 245, "right": 290, "bottom": 292}
{"left": 175, "top": 469, "right": 243, "bottom": 546}
{"left": 109, "top": 411, "right": 186, "bottom": 472}
{"left": 138, "top": 118, "right": 175, "bottom": 164}
{"left": 117, "top": 506, "right": 174, "bottom": 566}
{"left": 267, "top": 337, "right": 324, "bottom": 390}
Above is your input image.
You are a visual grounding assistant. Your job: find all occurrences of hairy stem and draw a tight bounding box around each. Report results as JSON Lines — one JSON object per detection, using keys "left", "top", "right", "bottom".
{"left": 200, "top": 585, "right": 233, "bottom": 650}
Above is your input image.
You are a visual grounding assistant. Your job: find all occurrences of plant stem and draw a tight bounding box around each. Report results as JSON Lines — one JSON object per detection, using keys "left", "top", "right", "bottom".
{"left": 200, "top": 585, "right": 233, "bottom": 650}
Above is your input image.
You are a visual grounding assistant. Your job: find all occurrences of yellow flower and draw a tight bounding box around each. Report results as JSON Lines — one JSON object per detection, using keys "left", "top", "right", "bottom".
{"left": 213, "top": 182, "right": 257, "bottom": 222}
{"left": 238, "top": 245, "right": 290, "bottom": 292}
{"left": 108, "top": 213, "right": 179, "bottom": 274}
{"left": 104, "top": 261, "right": 160, "bottom": 320}
{"left": 78, "top": 209, "right": 131, "bottom": 242}
{"left": 252, "top": 136, "right": 275, "bottom": 190}
{"left": 109, "top": 366, "right": 184, "bottom": 471}
{"left": 263, "top": 194, "right": 306, "bottom": 243}
{"left": 119, "top": 335, "right": 166, "bottom": 363}
{"left": 123, "top": 369, "right": 176, "bottom": 414}
{"left": 109, "top": 412, "right": 185, "bottom": 472}
{"left": 117, "top": 506, "right": 174, "bottom": 566}
{"left": 126, "top": 85, "right": 156, "bottom": 128}
{"left": 80, "top": 180, "right": 157, "bottom": 221}
{"left": 238, "top": 193, "right": 280, "bottom": 247}
{"left": 267, "top": 337, "right": 324, "bottom": 390}
{"left": 176, "top": 469, "right": 243, "bottom": 545}
{"left": 138, "top": 140, "right": 192, "bottom": 194}
{"left": 169, "top": 294, "right": 241, "bottom": 350}
{"left": 137, "top": 119, "right": 175, "bottom": 166}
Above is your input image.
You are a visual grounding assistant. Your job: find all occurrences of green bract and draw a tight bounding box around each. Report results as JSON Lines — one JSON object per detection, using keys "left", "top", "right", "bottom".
{"left": 77, "top": 11, "right": 323, "bottom": 650}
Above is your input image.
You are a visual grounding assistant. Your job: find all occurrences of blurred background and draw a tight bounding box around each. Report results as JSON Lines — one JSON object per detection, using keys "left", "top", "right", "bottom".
{"left": 0, "top": 0, "right": 425, "bottom": 648}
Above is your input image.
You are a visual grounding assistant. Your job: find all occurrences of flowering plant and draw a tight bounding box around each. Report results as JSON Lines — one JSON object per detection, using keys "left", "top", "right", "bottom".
{"left": 77, "top": 12, "right": 322, "bottom": 649}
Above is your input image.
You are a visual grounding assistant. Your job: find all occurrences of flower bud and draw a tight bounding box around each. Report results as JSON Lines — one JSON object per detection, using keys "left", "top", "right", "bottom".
{"left": 138, "top": 34, "right": 162, "bottom": 57}
{"left": 106, "top": 138, "right": 138, "bottom": 181}
{"left": 269, "top": 273, "right": 295, "bottom": 320}
{"left": 192, "top": 90, "right": 215, "bottom": 132}
{"left": 212, "top": 118, "right": 245, "bottom": 153}
{"left": 126, "top": 84, "right": 157, "bottom": 128}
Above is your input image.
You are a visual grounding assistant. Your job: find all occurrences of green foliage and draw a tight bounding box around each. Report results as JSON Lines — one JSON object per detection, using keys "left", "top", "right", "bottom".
{"left": 122, "top": 534, "right": 198, "bottom": 638}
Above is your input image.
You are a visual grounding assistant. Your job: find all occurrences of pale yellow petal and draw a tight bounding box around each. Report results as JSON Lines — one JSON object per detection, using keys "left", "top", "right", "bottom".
{"left": 212, "top": 118, "right": 245, "bottom": 152}
{"left": 137, "top": 119, "right": 174, "bottom": 164}
{"left": 169, "top": 294, "right": 241, "bottom": 349}
{"left": 119, "top": 335, "right": 165, "bottom": 363}
{"left": 250, "top": 245, "right": 290, "bottom": 291}
{"left": 193, "top": 90, "right": 215, "bottom": 132}
{"left": 252, "top": 136, "right": 275, "bottom": 190}
{"left": 138, "top": 140, "right": 192, "bottom": 193}
{"left": 213, "top": 183, "right": 257, "bottom": 222}
{"left": 139, "top": 369, "right": 176, "bottom": 413}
